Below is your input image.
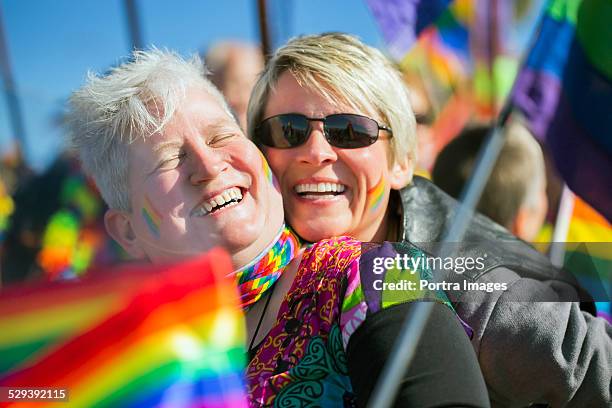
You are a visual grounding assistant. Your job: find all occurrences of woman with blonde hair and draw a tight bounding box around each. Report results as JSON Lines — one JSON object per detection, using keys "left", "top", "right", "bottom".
{"left": 248, "top": 32, "right": 610, "bottom": 406}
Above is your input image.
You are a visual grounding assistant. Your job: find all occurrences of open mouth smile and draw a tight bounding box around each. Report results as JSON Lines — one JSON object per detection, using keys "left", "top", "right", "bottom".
{"left": 191, "top": 187, "right": 244, "bottom": 216}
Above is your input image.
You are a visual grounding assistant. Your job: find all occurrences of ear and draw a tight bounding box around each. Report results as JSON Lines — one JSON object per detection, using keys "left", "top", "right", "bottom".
{"left": 512, "top": 196, "right": 548, "bottom": 242}
{"left": 511, "top": 206, "right": 540, "bottom": 242}
{"left": 104, "top": 209, "right": 147, "bottom": 259}
{"left": 389, "top": 156, "right": 414, "bottom": 190}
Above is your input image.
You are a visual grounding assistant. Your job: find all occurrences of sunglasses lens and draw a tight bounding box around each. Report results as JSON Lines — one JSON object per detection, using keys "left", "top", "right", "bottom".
{"left": 258, "top": 114, "right": 309, "bottom": 148}
{"left": 325, "top": 114, "right": 378, "bottom": 148}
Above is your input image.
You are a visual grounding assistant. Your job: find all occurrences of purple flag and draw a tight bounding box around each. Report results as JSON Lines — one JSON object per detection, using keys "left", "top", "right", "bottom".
{"left": 366, "top": 0, "right": 453, "bottom": 59}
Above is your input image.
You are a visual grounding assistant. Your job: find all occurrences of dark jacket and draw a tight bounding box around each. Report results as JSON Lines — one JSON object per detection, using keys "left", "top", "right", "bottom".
{"left": 399, "top": 176, "right": 611, "bottom": 407}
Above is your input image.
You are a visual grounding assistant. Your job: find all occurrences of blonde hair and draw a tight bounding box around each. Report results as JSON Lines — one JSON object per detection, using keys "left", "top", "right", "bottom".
{"left": 66, "top": 48, "right": 232, "bottom": 210}
{"left": 247, "top": 33, "right": 416, "bottom": 167}
{"left": 433, "top": 121, "right": 546, "bottom": 227}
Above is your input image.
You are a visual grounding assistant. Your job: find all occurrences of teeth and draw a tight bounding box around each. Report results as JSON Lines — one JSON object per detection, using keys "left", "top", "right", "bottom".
{"left": 194, "top": 187, "right": 243, "bottom": 216}
{"left": 295, "top": 183, "right": 346, "bottom": 194}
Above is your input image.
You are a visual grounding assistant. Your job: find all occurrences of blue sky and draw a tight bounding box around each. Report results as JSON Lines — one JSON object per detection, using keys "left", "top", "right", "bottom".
{"left": 0, "top": 0, "right": 384, "bottom": 171}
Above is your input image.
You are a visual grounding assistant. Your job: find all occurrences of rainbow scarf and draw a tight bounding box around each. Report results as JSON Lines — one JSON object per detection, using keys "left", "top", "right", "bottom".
{"left": 0, "top": 248, "right": 248, "bottom": 407}
{"left": 231, "top": 224, "right": 300, "bottom": 310}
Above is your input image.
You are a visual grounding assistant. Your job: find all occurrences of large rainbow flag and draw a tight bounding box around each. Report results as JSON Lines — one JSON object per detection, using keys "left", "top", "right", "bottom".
{"left": 511, "top": 0, "right": 612, "bottom": 222}
{"left": 0, "top": 248, "right": 248, "bottom": 407}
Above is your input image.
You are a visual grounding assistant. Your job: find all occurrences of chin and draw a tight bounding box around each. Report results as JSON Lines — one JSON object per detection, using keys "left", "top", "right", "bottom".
{"left": 219, "top": 223, "right": 261, "bottom": 250}
{"left": 295, "top": 222, "right": 346, "bottom": 243}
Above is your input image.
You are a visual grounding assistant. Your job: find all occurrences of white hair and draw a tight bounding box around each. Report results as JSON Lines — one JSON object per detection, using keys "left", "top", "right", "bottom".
{"left": 66, "top": 48, "right": 232, "bottom": 210}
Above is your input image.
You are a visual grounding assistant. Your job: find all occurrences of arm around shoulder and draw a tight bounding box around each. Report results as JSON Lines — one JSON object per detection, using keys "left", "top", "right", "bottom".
{"left": 470, "top": 273, "right": 612, "bottom": 407}
{"left": 346, "top": 301, "right": 491, "bottom": 407}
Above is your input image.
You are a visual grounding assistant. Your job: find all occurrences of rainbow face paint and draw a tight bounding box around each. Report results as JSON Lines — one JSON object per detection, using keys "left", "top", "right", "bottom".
{"left": 141, "top": 196, "right": 162, "bottom": 238}
{"left": 260, "top": 151, "right": 280, "bottom": 190}
{"left": 366, "top": 177, "right": 385, "bottom": 214}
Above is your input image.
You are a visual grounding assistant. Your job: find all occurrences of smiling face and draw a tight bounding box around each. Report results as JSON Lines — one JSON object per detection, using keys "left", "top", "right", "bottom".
{"left": 106, "top": 86, "right": 283, "bottom": 266}
{"left": 262, "top": 72, "right": 408, "bottom": 242}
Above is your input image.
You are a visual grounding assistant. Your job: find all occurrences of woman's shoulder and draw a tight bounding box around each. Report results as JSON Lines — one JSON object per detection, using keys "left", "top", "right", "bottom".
{"left": 340, "top": 240, "right": 455, "bottom": 348}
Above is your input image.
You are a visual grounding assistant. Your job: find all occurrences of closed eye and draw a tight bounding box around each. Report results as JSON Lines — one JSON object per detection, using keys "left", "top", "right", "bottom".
{"left": 208, "top": 133, "right": 238, "bottom": 146}
{"left": 156, "top": 152, "right": 187, "bottom": 171}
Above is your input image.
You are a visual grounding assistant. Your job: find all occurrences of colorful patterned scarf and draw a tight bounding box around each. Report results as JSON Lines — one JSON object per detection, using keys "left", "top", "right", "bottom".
{"left": 231, "top": 224, "right": 300, "bottom": 310}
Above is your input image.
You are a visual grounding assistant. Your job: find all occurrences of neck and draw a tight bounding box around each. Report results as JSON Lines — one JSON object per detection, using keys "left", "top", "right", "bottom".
{"left": 230, "top": 223, "right": 300, "bottom": 310}
{"left": 355, "top": 207, "right": 394, "bottom": 243}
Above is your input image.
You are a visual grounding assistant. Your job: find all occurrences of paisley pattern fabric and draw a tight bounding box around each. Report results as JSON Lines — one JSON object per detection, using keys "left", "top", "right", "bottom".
{"left": 246, "top": 237, "right": 452, "bottom": 407}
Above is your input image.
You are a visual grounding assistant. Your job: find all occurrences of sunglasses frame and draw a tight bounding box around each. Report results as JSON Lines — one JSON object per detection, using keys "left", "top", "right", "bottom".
{"left": 256, "top": 113, "right": 393, "bottom": 149}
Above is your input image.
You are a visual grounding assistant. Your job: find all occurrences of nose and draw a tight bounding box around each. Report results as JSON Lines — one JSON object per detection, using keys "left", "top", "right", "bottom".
{"left": 295, "top": 122, "right": 337, "bottom": 166}
{"left": 188, "top": 143, "right": 229, "bottom": 184}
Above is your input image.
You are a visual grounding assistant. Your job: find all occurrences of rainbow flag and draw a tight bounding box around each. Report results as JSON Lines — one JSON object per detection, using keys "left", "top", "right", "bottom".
{"left": 366, "top": 0, "right": 453, "bottom": 60}
{"left": 0, "top": 266, "right": 151, "bottom": 374}
{"left": 409, "top": 3, "right": 471, "bottom": 88}
{"left": 511, "top": 0, "right": 612, "bottom": 222}
{"left": 0, "top": 248, "right": 248, "bottom": 407}
{"left": 563, "top": 198, "right": 612, "bottom": 322}
{"left": 535, "top": 196, "right": 612, "bottom": 322}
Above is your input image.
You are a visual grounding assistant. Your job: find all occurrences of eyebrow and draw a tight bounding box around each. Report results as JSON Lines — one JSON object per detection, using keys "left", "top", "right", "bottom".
{"left": 204, "top": 122, "right": 239, "bottom": 135}
{"left": 152, "top": 141, "right": 182, "bottom": 155}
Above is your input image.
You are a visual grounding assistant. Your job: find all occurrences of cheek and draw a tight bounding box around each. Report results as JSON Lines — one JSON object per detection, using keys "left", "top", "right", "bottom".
{"left": 258, "top": 150, "right": 279, "bottom": 190}
{"left": 155, "top": 171, "right": 183, "bottom": 194}
{"left": 140, "top": 194, "right": 163, "bottom": 239}
{"left": 262, "top": 148, "right": 291, "bottom": 181}
{"left": 365, "top": 177, "right": 387, "bottom": 214}
{"left": 342, "top": 148, "right": 387, "bottom": 186}
{"left": 139, "top": 177, "right": 188, "bottom": 234}
{"left": 340, "top": 149, "right": 390, "bottom": 210}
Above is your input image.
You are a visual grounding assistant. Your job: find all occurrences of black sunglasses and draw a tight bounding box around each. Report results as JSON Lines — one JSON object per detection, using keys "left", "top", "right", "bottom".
{"left": 255, "top": 113, "right": 393, "bottom": 149}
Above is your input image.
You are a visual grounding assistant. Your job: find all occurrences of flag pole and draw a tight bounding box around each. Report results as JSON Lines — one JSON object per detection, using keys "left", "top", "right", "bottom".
{"left": 124, "top": 0, "right": 144, "bottom": 50}
{"left": 0, "top": 4, "right": 27, "bottom": 157}
{"left": 549, "top": 185, "right": 574, "bottom": 267}
{"left": 368, "top": 103, "right": 512, "bottom": 408}
{"left": 256, "top": 0, "right": 272, "bottom": 62}
{"left": 367, "top": 1, "right": 551, "bottom": 406}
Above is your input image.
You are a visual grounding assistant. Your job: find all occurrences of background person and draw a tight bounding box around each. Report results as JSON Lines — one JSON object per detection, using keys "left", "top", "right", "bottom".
{"left": 204, "top": 41, "right": 264, "bottom": 131}
{"left": 432, "top": 121, "right": 548, "bottom": 242}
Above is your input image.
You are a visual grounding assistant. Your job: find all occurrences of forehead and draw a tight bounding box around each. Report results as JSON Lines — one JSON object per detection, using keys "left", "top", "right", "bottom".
{"left": 132, "top": 90, "right": 237, "bottom": 153}
{"left": 265, "top": 71, "right": 378, "bottom": 120}
{"left": 160, "top": 89, "right": 235, "bottom": 133}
